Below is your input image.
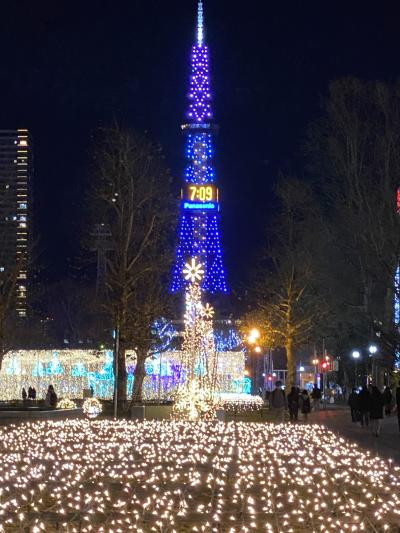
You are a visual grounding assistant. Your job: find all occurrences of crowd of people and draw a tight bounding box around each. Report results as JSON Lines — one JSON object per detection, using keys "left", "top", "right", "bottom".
{"left": 268, "top": 381, "right": 322, "bottom": 423}
{"left": 348, "top": 385, "right": 400, "bottom": 436}
{"left": 21, "top": 386, "right": 37, "bottom": 401}
{"left": 21, "top": 385, "right": 58, "bottom": 407}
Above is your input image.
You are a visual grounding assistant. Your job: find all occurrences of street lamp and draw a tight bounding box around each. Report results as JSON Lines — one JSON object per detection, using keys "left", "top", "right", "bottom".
{"left": 352, "top": 350, "right": 360, "bottom": 387}
{"left": 368, "top": 345, "right": 378, "bottom": 384}
{"left": 248, "top": 328, "right": 260, "bottom": 343}
{"left": 312, "top": 358, "right": 319, "bottom": 381}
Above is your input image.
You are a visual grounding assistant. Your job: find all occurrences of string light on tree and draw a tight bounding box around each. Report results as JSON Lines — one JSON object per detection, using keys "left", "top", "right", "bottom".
{"left": 174, "top": 258, "right": 219, "bottom": 420}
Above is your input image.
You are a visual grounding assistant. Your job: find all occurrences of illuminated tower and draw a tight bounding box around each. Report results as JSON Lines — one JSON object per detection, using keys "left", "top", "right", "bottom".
{"left": 0, "top": 130, "right": 31, "bottom": 317}
{"left": 171, "top": 1, "right": 228, "bottom": 294}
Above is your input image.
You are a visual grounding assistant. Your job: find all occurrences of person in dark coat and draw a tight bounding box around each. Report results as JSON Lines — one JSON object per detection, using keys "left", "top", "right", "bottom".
{"left": 300, "top": 390, "right": 311, "bottom": 422}
{"left": 396, "top": 386, "right": 400, "bottom": 432}
{"left": 31, "top": 387, "right": 37, "bottom": 400}
{"left": 357, "top": 386, "right": 370, "bottom": 427}
{"left": 287, "top": 386, "right": 300, "bottom": 422}
{"left": 27, "top": 386, "right": 33, "bottom": 400}
{"left": 311, "top": 385, "right": 322, "bottom": 412}
{"left": 382, "top": 386, "right": 393, "bottom": 417}
{"left": 22, "top": 387, "right": 27, "bottom": 401}
{"left": 369, "top": 385, "right": 384, "bottom": 436}
{"left": 347, "top": 388, "right": 359, "bottom": 422}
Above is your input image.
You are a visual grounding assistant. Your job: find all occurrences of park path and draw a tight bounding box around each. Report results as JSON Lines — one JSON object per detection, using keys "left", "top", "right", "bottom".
{"left": 308, "top": 404, "right": 400, "bottom": 464}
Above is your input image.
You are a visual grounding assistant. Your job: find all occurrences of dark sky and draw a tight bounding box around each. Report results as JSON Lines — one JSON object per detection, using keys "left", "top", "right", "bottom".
{"left": 0, "top": 0, "right": 399, "bottom": 287}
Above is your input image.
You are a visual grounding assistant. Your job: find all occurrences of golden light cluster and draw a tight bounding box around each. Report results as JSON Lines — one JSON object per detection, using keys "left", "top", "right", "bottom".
{"left": 0, "top": 419, "right": 399, "bottom": 532}
{"left": 57, "top": 398, "right": 77, "bottom": 409}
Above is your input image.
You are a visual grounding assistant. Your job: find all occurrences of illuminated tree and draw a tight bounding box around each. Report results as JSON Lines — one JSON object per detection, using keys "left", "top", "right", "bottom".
{"left": 173, "top": 258, "right": 218, "bottom": 420}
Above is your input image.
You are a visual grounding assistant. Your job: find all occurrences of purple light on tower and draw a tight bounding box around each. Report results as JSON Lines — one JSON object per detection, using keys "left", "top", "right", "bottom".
{"left": 187, "top": 0, "right": 212, "bottom": 123}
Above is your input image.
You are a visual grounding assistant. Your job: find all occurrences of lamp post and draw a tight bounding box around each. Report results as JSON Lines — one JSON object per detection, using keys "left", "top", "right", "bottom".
{"left": 312, "top": 358, "right": 319, "bottom": 383}
{"left": 299, "top": 365, "right": 305, "bottom": 389}
{"left": 352, "top": 350, "right": 360, "bottom": 387}
{"left": 368, "top": 345, "right": 378, "bottom": 385}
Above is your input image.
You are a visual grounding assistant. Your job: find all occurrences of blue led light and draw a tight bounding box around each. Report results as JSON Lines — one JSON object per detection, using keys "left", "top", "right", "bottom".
{"left": 171, "top": 4, "right": 228, "bottom": 295}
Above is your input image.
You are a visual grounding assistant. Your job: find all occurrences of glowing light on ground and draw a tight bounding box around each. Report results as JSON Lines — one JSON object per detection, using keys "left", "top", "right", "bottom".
{"left": 0, "top": 419, "right": 399, "bottom": 531}
{"left": 57, "top": 398, "right": 77, "bottom": 409}
{"left": 219, "top": 393, "right": 264, "bottom": 412}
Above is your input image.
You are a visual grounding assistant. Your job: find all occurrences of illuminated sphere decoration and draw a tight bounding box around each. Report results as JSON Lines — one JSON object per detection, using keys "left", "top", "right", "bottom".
{"left": 82, "top": 397, "right": 102, "bottom": 418}
{"left": 57, "top": 398, "right": 77, "bottom": 409}
{"left": 0, "top": 419, "right": 399, "bottom": 531}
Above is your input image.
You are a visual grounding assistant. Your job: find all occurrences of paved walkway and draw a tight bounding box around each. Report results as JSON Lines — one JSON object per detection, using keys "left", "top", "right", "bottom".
{"left": 308, "top": 405, "right": 400, "bottom": 464}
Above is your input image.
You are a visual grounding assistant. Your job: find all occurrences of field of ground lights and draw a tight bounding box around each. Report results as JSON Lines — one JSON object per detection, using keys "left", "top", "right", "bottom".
{"left": 0, "top": 419, "right": 399, "bottom": 532}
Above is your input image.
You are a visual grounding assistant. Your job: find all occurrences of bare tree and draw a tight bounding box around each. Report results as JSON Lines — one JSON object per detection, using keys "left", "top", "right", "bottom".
{"left": 251, "top": 179, "right": 325, "bottom": 391}
{"left": 90, "top": 124, "right": 174, "bottom": 410}
{"left": 306, "top": 78, "right": 400, "bottom": 363}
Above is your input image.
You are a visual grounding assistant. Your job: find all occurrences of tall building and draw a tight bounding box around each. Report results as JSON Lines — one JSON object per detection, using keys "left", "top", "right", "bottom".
{"left": 171, "top": 1, "right": 228, "bottom": 294}
{"left": 0, "top": 129, "right": 32, "bottom": 317}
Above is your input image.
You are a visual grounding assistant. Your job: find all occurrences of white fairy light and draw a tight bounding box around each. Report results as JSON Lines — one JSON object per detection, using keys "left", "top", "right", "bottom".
{"left": 0, "top": 420, "right": 398, "bottom": 531}
{"left": 82, "top": 398, "right": 102, "bottom": 418}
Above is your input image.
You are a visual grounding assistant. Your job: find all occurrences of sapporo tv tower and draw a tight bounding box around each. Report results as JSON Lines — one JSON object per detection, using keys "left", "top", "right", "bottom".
{"left": 171, "top": 0, "right": 228, "bottom": 295}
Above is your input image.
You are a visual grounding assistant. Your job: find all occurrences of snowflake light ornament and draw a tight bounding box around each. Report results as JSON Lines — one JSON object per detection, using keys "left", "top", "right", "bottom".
{"left": 202, "top": 303, "right": 214, "bottom": 319}
{"left": 183, "top": 257, "right": 204, "bottom": 283}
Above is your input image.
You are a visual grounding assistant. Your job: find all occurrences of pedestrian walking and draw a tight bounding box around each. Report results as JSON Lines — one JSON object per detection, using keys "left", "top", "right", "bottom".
{"left": 270, "top": 381, "right": 287, "bottom": 423}
{"left": 311, "top": 385, "right": 322, "bottom": 412}
{"left": 382, "top": 386, "right": 393, "bottom": 417}
{"left": 347, "top": 388, "right": 359, "bottom": 422}
{"left": 369, "top": 385, "right": 384, "bottom": 437}
{"left": 22, "top": 387, "right": 27, "bottom": 401}
{"left": 45, "top": 385, "right": 58, "bottom": 408}
{"left": 358, "top": 386, "right": 370, "bottom": 427}
{"left": 300, "top": 389, "right": 311, "bottom": 422}
{"left": 396, "top": 386, "right": 400, "bottom": 432}
{"left": 287, "top": 386, "right": 299, "bottom": 422}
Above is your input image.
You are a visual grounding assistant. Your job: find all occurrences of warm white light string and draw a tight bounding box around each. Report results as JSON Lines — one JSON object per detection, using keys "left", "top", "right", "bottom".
{"left": 0, "top": 419, "right": 399, "bottom": 531}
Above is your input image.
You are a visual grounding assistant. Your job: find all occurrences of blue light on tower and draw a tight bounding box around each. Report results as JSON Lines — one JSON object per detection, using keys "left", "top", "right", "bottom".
{"left": 171, "top": 1, "right": 228, "bottom": 294}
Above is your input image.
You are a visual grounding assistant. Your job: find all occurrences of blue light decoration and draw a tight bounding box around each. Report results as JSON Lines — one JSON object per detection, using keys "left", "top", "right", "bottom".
{"left": 48, "top": 352, "right": 64, "bottom": 376}
{"left": 171, "top": 0, "right": 228, "bottom": 294}
{"left": 183, "top": 202, "right": 217, "bottom": 210}
{"left": 214, "top": 328, "right": 243, "bottom": 352}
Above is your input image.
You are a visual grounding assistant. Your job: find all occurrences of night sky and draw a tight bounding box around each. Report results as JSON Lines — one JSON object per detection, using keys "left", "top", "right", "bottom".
{"left": 1, "top": 0, "right": 399, "bottom": 288}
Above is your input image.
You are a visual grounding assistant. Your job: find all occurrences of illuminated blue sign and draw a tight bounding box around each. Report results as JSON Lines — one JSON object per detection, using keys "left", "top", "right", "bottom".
{"left": 183, "top": 201, "right": 218, "bottom": 210}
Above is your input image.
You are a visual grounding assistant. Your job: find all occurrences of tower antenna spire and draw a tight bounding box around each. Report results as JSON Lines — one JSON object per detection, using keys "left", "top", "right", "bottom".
{"left": 197, "top": 0, "right": 204, "bottom": 46}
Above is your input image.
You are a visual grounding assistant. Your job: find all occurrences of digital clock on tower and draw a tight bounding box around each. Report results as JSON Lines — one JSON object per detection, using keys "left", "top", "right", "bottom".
{"left": 184, "top": 184, "right": 218, "bottom": 202}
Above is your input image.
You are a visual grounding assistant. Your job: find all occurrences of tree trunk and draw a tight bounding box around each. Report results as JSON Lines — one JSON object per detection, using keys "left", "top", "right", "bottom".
{"left": 116, "top": 345, "right": 127, "bottom": 411}
{"left": 285, "top": 337, "right": 295, "bottom": 392}
{"left": 131, "top": 350, "right": 147, "bottom": 405}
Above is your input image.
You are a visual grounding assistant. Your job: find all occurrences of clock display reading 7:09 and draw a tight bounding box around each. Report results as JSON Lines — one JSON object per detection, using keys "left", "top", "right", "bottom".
{"left": 185, "top": 184, "right": 218, "bottom": 202}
